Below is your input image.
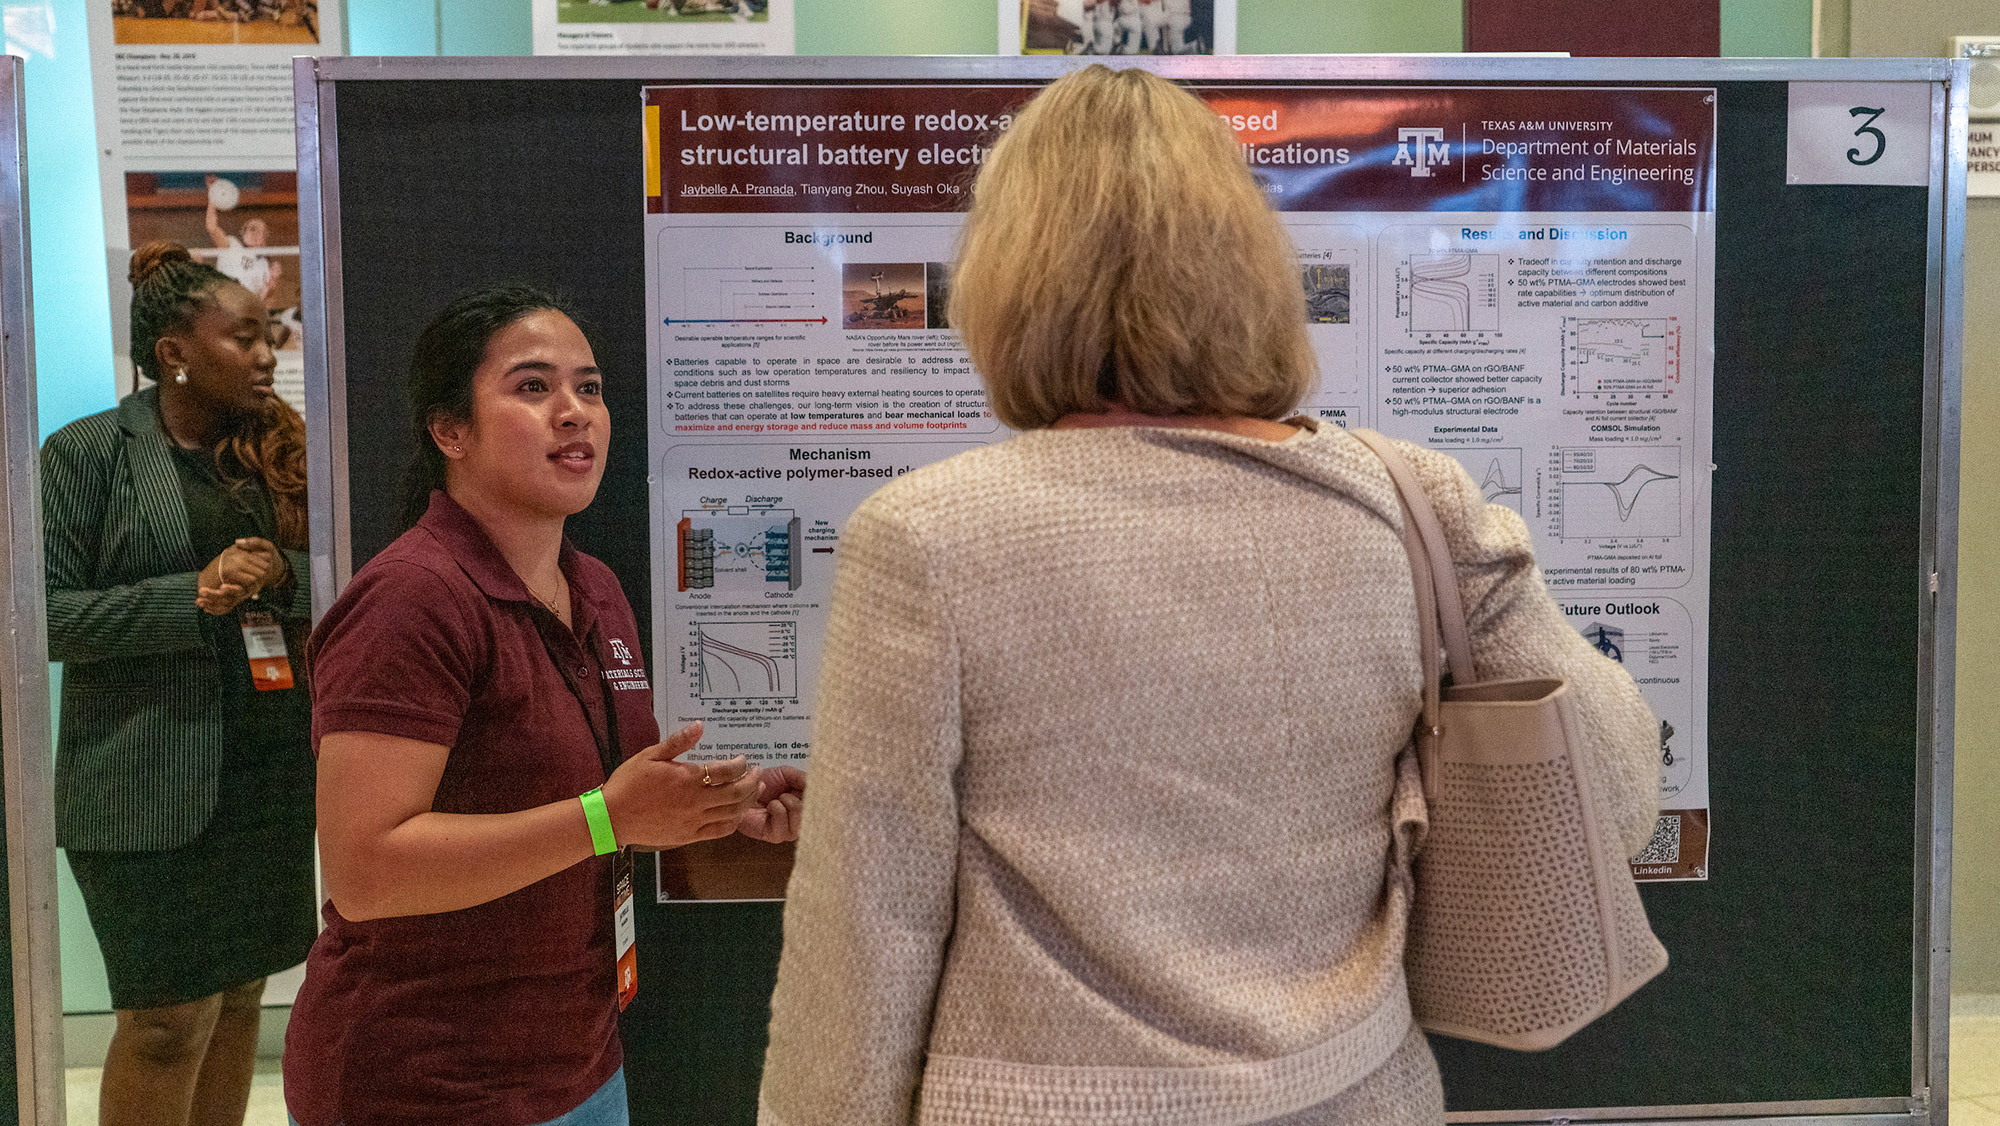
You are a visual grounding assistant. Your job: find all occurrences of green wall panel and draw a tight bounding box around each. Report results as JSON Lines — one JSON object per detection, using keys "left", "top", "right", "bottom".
{"left": 1239, "top": 0, "right": 1460, "bottom": 54}
{"left": 798, "top": 0, "right": 996, "bottom": 54}
{"left": 442, "top": 0, "right": 533, "bottom": 57}
{"left": 1721, "top": 0, "right": 1814, "bottom": 56}
{"left": 345, "top": 0, "right": 438, "bottom": 55}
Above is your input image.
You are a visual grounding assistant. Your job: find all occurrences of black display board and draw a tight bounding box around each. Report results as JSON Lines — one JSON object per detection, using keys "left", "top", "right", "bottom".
{"left": 314, "top": 61, "right": 1950, "bottom": 1125}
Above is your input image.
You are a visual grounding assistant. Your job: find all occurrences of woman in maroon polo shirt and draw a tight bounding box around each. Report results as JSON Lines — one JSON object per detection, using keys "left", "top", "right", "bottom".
{"left": 285, "top": 285, "right": 805, "bottom": 1126}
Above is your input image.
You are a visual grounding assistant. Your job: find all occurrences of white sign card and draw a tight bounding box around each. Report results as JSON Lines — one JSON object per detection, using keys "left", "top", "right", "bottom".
{"left": 532, "top": 0, "right": 794, "bottom": 56}
{"left": 1968, "top": 123, "right": 2000, "bottom": 198}
{"left": 1785, "top": 81, "right": 1934, "bottom": 188}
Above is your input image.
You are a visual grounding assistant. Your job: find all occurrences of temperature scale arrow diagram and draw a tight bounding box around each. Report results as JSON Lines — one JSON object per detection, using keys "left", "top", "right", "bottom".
{"left": 663, "top": 316, "right": 829, "bottom": 325}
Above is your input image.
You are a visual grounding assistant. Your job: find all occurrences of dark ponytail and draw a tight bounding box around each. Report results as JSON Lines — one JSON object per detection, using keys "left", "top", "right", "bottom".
{"left": 401, "top": 283, "right": 596, "bottom": 530}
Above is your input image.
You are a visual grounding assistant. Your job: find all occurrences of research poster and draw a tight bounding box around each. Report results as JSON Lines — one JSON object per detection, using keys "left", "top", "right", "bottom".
{"left": 86, "top": 0, "right": 345, "bottom": 411}
{"left": 532, "top": 0, "right": 794, "bottom": 56}
{"left": 644, "top": 82, "right": 1716, "bottom": 899}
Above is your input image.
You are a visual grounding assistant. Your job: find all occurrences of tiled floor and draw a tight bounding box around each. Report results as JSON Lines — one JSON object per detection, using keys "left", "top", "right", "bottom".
{"left": 51, "top": 1005, "right": 2000, "bottom": 1123}
{"left": 64, "top": 1056, "right": 289, "bottom": 1125}
{"left": 1955, "top": 1005, "right": 2000, "bottom": 1124}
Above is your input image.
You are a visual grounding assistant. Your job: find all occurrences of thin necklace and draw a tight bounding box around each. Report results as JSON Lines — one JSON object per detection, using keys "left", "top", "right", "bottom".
{"left": 525, "top": 572, "right": 569, "bottom": 619}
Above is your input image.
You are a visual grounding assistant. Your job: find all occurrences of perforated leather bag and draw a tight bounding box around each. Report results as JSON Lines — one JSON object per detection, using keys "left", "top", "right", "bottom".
{"left": 1352, "top": 429, "right": 1669, "bottom": 1051}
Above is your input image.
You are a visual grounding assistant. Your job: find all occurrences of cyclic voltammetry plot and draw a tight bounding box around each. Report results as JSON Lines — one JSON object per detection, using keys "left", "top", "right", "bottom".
{"left": 1445, "top": 448, "right": 1524, "bottom": 513}
{"left": 1553, "top": 446, "right": 1682, "bottom": 540}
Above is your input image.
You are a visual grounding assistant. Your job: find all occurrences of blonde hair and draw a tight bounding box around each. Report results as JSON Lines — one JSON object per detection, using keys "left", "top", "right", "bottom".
{"left": 949, "top": 65, "right": 1315, "bottom": 430}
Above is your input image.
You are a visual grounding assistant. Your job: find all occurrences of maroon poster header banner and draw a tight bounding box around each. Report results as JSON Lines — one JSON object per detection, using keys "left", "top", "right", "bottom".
{"left": 644, "top": 84, "right": 1716, "bottom": 216}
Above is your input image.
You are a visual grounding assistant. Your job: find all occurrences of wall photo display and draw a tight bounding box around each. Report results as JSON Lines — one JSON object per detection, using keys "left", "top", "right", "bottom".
{"left": 1000, "top": 0, "right": 1235, "bottom": 56}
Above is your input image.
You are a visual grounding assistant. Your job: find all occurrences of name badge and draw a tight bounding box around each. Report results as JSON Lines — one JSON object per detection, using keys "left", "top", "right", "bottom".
{"left": 241, "top": 610, "right": 294, "bottom": 691}
{"left": 614, "top": 848, "right": 637, "bottom": 1010}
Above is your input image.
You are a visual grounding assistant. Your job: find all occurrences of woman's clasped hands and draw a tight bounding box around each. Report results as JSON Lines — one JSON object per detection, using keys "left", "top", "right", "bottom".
{"left": 600, "top": 721, "right": 806, "bottom": 849}
{"left": 196, "top": 536, "right": 288, "bottom": 615}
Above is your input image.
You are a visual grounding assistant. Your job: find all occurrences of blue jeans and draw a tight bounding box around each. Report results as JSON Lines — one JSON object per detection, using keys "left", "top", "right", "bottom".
{"left": 289, "top": 1067, "right": 629, "bottom": 1126}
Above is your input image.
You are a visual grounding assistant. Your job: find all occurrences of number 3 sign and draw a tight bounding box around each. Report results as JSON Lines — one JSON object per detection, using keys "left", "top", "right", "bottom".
{"left": 1786, "top": 81, "right": 1934, "bottom": 186}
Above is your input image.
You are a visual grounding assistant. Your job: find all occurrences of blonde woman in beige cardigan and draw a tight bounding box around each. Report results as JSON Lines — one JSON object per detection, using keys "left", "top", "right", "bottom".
{"left": 759, "top": 65, "right": 1660, "bottom": 1126}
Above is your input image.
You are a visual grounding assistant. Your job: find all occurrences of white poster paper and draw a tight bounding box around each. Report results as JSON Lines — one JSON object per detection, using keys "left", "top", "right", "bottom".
{"left": 642, "top": 82, "right": 1717, "bottom": 898}
{"left": 532, "top": 0, "right": 794, "bottom": 56}
{"left": 1969, "top": 122, "right": 2000, "bottom": 198}
{"left": 86, "top": 0, "right": 345, "bottom": 411}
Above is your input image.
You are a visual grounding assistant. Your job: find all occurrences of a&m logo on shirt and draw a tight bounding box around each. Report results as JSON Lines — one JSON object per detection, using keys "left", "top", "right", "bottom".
{"left": 603, "top": 637, "right": 650, "bottom": 691}
{"left": 1393, "top": 128, "right": 1451, "bottom": 177}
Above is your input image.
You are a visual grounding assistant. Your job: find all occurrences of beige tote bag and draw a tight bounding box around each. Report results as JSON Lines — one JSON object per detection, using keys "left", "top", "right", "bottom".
{"left": 1352, "top": 429, "right": 1668, "bottom": 1052}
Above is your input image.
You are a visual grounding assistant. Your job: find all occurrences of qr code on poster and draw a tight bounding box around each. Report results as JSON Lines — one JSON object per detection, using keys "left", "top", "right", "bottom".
{"left": 1632, "top": 815, "right": 1682, "bottom": 865}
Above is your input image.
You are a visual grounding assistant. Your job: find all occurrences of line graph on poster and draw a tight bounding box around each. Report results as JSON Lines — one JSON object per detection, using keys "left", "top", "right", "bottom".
{"left": 1553, "top": 446, "right": 1682, "bottom": 541}
{"left": 688, "top": 620, "right": 800, "bottom": 702}
{"left": 1444, "top": 447, "right": 1524, "bottom": 513}
{"left": 1562, "top": 317, "right": 1682, "bottom": 397}
{"left": 677, "top": 507, "right": 802, "bottom": 593}
{"left": 1397, "top": 252, "right": 1501, "bottom": 336}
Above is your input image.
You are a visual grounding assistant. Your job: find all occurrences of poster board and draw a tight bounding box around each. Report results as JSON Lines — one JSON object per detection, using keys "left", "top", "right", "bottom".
{"left": 87, "top": 0, "right": 347, "bottom": 412}
{"left": 297, "top": 55, "right": 1965, "bottom": 1126}
{"left": 0, "top": 55, "right": 66, "bottom": 1126}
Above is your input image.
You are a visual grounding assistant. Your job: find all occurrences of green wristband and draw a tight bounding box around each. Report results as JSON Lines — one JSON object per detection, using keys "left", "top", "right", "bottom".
{"left": 579, "top": 788, "right": 617, "bottom": 856}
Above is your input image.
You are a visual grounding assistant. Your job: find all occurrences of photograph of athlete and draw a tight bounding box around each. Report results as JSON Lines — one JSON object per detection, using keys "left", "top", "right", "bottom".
{"left": 110, "top": 0, "right": 317, "bottom": 44}
{"left": 125, "top": 171, "right": 303, "bottom": 351}
{"left": 206, "top": 179, "right": 282, "bottom": 307}
{"left": 1019, "top": 0, "right": 1214, "bottom": 54}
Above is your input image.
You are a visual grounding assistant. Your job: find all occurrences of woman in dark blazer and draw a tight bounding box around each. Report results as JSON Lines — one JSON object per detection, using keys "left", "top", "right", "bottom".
{"left": 42, "top": 242, "right": 315, "bottom": 1126}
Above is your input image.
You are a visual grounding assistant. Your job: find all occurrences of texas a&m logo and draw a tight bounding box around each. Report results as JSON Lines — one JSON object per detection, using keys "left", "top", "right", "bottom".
{"left": 1392, "top": 128, "right": 1450, "bottom": 177}
{"left": 608, "top": 637, "right": 633, "bottom": 666}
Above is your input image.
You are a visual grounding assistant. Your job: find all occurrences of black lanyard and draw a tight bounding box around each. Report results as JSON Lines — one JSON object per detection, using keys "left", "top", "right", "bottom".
{"left": 530, "top": 609, "right": 624, "bottom": 784}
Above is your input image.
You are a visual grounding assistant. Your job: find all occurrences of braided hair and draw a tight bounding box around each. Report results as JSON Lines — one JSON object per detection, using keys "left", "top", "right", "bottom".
{"left": 128, "top": 241, "right": 231, "bottom": 383}
{"left": 129, "top": 241, "right": 309, "bottom": 551}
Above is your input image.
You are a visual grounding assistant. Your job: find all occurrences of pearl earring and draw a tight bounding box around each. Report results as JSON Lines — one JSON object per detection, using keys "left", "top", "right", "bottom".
{"left": 173, "top": 368, "right": 188, "bottom": 385}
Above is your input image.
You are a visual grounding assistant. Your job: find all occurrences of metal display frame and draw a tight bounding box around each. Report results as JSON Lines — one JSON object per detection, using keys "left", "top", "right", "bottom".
{"left": 292, "top": 54, "right": 1968, "bottom": 1126}
{"left": 0, "top": 54, "right": 63, "bottom": 1126}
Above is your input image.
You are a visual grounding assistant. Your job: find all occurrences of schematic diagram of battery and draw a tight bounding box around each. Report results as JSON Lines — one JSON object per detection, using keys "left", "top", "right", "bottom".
{"left": 677, "top": 507, "right": 802, "bottom": 592}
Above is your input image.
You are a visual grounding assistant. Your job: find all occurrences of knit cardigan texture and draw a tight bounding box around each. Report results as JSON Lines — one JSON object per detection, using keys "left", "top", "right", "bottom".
{"left": 758, "top": 421, "right": 1660, "bottom": 1126}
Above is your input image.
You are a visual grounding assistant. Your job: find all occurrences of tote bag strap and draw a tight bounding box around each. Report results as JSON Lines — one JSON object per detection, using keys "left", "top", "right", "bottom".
{"left": 1349, "top": 430, "right": 1475, "bottom": 685}
{"left": 1381, "top": 457, "right": 1444, "bottom": 771}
